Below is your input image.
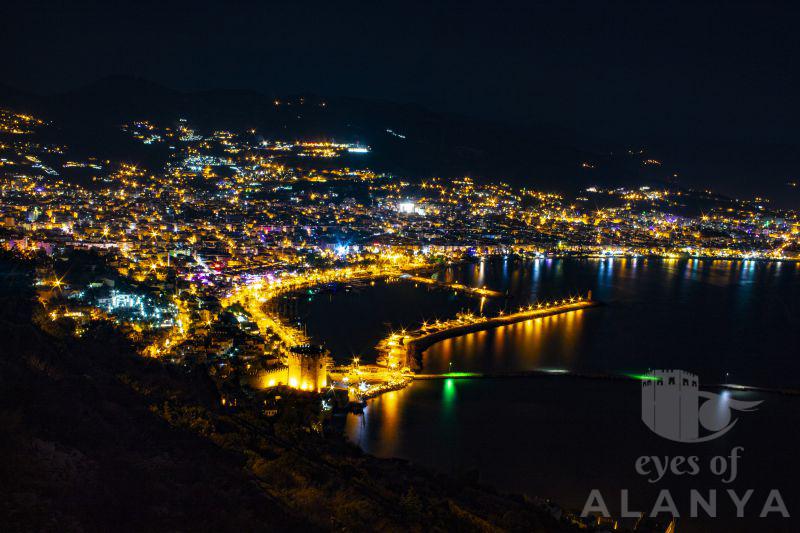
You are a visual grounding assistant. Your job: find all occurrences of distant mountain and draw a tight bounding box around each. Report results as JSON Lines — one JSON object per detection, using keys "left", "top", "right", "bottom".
{"left": 2, "top": 76, "right": 798, "bottom": 207}
{"left": 0, "top": 82, "right": 41, "bottom": 112}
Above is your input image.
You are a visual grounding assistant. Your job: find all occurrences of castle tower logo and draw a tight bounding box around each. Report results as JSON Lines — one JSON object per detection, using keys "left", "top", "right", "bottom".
{"left": 641, "top": 370, "right": 761, "bottom": 443}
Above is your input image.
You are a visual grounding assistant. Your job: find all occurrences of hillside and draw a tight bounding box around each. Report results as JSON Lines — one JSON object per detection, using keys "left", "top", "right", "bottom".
{"left": 0, "top": 77, "right": 670, "bottom": 194}
{"left": 2, "top": 76, "right": 798, "bottom": 205}
{"left": 0, "top": 253, "right": 576, "bottom": 532}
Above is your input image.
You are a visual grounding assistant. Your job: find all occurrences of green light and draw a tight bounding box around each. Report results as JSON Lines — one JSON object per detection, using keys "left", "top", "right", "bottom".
{"left": 625, "top": 373, "right": 661, "bottom": 381}
{"left": 441, "top": 372, "right": 481, "bottom": 378}
{"left": 443, "top": 378, "right": 456, "bottom": 409}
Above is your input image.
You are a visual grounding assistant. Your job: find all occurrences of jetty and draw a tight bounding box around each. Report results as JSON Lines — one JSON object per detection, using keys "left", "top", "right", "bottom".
{"left": 377, "top": 293, "right": 599, "bottom": 369}
{"left": 399, "top": 273, "right": 505, "bottom": 298}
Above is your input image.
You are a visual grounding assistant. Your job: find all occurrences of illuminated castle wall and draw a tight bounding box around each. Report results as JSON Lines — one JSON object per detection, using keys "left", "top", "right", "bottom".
{"left": 641, "top": 369, "right": 699, "bottom": 442}
{"left": 248, "top": 345, "right": 328, "bottom": 392}
{"left": 256, "top": 364, "right": 289, "bottom": 389}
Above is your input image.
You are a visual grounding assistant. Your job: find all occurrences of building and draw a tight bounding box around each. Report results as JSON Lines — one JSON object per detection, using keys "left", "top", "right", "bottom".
{"left": 244, "top": 344, "right": 329, "bottom": 392}
{"left": 288, "top": 344, "right": 328, "bottom": 392}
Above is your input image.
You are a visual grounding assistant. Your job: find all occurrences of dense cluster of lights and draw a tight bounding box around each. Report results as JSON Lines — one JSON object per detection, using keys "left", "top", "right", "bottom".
{"left": 3, "top": 108, "right": 799, "bottom": 405}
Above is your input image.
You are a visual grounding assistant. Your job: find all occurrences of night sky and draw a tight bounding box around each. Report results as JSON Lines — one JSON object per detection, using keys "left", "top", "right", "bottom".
{"left": 2, "top": 1, "right": 799, "bottom": 150}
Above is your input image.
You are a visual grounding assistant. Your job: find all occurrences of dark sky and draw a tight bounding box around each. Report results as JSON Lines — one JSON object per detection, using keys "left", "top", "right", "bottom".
{"left": 1, "top": 0, "right": 799, "bottom": 147}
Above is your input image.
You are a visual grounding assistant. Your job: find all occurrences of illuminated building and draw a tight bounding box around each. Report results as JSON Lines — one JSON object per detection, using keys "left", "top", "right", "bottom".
{"left": 288, "top": 344, "right": 328, "bottom": 392}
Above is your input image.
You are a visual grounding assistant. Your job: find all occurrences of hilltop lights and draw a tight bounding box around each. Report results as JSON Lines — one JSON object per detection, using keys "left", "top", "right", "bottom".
{"left": 9, "top": 109, "right": 799, "bottom": 425}
{"left": 398, "top": 201, "right": 415, "bottom": 214}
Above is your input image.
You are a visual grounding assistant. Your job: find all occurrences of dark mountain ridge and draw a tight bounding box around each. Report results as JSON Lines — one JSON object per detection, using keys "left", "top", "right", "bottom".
{"left": 1, "top": 76, "right": 798, "bottom": 207}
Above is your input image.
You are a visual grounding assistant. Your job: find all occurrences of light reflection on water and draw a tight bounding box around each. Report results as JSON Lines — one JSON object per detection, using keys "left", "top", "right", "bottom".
{"left": 301, "top": 257, "right": 800, "bottom": 385}
{"left": 421, "top": 309, "right": 585, "bottom": 374}
{"left": 330, "top": 258, "right": 800, "bottom": 531}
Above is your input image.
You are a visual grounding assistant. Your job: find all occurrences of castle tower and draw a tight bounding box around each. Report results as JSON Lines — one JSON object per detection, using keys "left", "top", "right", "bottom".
{"left": 287, "top": 344, "right": 328, "bottom": 392}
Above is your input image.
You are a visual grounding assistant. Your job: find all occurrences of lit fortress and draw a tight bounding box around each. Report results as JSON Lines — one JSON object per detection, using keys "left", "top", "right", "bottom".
{"left": 249, "top": 344, "right": 328, "bottom": 392}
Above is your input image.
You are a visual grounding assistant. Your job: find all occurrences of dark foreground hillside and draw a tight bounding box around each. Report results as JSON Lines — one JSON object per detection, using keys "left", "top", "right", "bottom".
{"left": 0, "top": 254, "right": 574, "bottom": 532}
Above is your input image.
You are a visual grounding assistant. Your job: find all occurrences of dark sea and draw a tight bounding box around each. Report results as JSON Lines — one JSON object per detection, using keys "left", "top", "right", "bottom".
{"left": 298, "top": 257, "right": 800, "bottom": 532}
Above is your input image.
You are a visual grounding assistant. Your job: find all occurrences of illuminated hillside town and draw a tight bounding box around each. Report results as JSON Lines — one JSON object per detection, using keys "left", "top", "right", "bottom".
{"left": 2, "top": 107, "right": 799, "bottom": 408}
{"left": 6, "top": 1, "right": 800, "bottom": 530}
{"left": 1, "top": 89, "right": 799, "bottom": 532}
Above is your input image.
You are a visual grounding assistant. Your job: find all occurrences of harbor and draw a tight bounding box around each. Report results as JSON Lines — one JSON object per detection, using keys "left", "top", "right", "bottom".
{"left": 376, "top": 292, "right": 598, "bottom": 370}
